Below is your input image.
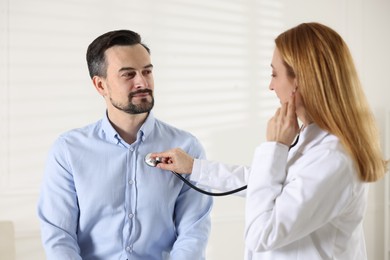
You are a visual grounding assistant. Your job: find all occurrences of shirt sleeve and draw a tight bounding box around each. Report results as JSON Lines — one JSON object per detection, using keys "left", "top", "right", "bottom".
{"left": 169, "top": 138, "right": 213, "bottom": 260}
{"left": 245, "top": 142, "right": 355, "bottom": 252}
{"left": 191, "top": 159, "right": 250, "bottom": 197}
{"left": 37, "top": 137, "right": 82, "bottom": 260}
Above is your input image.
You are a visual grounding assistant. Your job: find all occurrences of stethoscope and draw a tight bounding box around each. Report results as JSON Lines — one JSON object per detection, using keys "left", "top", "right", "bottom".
{"left": 144, "top": 133, "right": 300, "bottom": 197}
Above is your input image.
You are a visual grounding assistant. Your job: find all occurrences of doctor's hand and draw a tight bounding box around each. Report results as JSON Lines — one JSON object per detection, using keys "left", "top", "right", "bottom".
{"left": 267, "top": 92, "right": 300, "bottom": 147}
{"left": 150, "top": 148, "right": 194, "bottom": 174}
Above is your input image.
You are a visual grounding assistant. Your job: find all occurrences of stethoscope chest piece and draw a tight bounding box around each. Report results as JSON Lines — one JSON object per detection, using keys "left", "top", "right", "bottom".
{"left": 144, "top": 153, "right": 161, "bottom": 167}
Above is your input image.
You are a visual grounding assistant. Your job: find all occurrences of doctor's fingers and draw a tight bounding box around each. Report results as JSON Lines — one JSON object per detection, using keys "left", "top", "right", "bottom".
{"left": 151, "top": 148, "right": 186, "bottom": 162}
{"left": 270, "top": 107, "right": 281, "bottom": 125}
{"left": 286, "top": 93, "right": 299, "bottom": 132}
{"left": 153, "top": 148, "right": 194, "bottom": 174}
{"left": 280, "top": 100, "right": 289, "bottom": 116}
{"left": 276, "top": 99, "right": 296, "bottom": 127}
{"left": 151, "top": 148, "right": 175, "bottom": 160}
{"left": 287, "top": 94, "right": 295, "bottom": 116}
{"left": 156, "top": 158, "right": 194, "bottom": 174}
{"left": 275, "top": 105, "right": 288, "bottom": 128}
{"left": 267, "top": 108, "right": 280, "bottom": 130}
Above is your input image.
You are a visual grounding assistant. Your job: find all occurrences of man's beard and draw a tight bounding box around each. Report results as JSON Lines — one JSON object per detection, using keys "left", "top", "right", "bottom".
{"left": 110, "top": 89, "right": 154, "bottom": 115}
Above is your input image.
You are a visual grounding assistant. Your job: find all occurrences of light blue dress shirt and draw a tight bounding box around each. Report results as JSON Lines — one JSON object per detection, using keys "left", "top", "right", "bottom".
{"left": 37, "top": 112, "right": 213, "bottom": 260}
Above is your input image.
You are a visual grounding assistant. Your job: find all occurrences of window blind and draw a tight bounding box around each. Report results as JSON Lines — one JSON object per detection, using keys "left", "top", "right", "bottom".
{"left": 0, "top": 0, "right": 283, "bottom": 258}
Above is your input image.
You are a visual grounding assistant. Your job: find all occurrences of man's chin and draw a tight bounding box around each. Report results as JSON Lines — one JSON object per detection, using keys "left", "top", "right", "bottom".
{"left": 127, "top": 102, "right": 154, "bottom": 114}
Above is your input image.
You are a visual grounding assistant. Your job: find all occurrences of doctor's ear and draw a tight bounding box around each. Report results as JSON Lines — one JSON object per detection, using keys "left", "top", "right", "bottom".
{"left": 293, "top": 80, "right": 298, "bottom": 93}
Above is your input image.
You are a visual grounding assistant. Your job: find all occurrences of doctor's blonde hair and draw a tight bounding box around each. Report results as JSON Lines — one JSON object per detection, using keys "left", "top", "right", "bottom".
{"left": 275, "top": 22, "right": 387, "bottom": 182}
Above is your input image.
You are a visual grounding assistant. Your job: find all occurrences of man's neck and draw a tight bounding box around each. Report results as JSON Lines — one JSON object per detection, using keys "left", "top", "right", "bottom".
{"left": 107, "top": 109, "right": 149, "bottom": 144}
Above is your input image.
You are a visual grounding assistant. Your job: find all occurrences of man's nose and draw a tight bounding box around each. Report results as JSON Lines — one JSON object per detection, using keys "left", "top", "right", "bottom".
{"left": 134, "top": 72, "right": 148, "bottom": 88}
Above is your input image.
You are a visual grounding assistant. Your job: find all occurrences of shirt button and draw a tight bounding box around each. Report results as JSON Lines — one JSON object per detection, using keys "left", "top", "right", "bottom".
{"left": 128, "top": 213, "right": 134, "bottom": 219}
{"left": 128, "top": 180, "right": 134, "bottom": 185}
{"left": 126, "top": 245, "right": 133, "bottom": 252}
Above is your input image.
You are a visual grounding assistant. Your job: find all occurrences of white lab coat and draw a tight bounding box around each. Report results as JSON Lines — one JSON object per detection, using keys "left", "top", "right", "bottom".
{"left": 191, "top": 123, "right": 368, "bottom": 260}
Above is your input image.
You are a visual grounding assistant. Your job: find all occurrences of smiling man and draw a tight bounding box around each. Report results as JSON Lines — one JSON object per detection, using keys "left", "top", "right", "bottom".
{"left": 37, "top": 30, "right": 213, "bottom": 260}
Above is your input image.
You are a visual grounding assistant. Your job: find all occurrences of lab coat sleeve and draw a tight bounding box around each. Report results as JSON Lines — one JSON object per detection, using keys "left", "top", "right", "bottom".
{"left": 170, "top": 139, "right": 213, "bottom": 260}
{"left": 190, "top": 159, "right": 250, "bottom": 197}
{"left": 245, "top": 142, "right": 355, "bottom": 252}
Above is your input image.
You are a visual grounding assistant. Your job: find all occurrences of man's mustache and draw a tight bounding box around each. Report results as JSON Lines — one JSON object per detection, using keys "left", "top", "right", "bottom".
{"left": 129, "top": 89, "right": 153, "bottom": 98}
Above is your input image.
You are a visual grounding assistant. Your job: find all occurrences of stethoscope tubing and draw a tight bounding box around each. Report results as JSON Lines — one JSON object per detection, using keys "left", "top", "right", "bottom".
{"left": 171, "top": 170, "right": 247, "bottom": 196}
{"left": 145, "top": 132, "right": 300, "bottom": 197}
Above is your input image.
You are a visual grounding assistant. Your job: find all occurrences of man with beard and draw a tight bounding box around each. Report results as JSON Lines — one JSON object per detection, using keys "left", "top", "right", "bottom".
{"left": 37, "top": 30, "right": 213, "bottom": 260}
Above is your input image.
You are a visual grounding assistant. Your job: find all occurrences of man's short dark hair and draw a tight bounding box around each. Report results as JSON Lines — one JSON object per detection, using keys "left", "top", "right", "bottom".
{"left": 86, "top": 29, "right": 150, "bottom": 79}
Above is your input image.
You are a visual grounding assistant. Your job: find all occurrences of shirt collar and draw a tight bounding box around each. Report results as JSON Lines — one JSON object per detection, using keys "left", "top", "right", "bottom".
{"left": 138, "top": 111, "right": 156, "bottom": 142}
{"left": 101, "top": 111, "right": 156, "bottom": 145}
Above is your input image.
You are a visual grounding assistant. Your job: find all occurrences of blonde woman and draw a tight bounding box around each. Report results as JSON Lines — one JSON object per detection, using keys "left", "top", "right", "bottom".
{"left": 151, "top": 22, "right": 388, "bottom": 259}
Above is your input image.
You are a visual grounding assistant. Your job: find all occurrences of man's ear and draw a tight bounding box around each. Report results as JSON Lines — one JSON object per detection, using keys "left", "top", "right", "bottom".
{"left": 92, "top": 76, "right": 106, "bottom": 97}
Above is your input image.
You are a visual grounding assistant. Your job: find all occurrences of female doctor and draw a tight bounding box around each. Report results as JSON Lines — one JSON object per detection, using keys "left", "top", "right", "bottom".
{"left": 151, "top": 22, "right": 388, "bottom": 260}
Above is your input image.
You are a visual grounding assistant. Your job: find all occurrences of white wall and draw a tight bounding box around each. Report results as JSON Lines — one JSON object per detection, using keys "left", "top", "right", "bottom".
{"left": 0, "top": 0, "right": 389, "bottom": 259}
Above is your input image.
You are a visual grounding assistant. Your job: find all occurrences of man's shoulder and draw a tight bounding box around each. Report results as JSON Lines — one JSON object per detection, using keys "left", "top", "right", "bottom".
{"left": 152, "top": 118, "right": 205, "bottom": 158}
{"left": 154, "top": 118, "right": 196, "bottom": 138}
{"left": 57, "top": 119, "right": 102, "bottom": 141}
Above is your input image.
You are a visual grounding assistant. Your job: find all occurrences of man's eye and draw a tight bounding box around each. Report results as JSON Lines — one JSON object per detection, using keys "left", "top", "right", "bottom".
{"left": 143, "top": 70, "right": 152, "bottom": 76}
{"left": 123, "top": 72, "right": 136, "bottom": 78}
